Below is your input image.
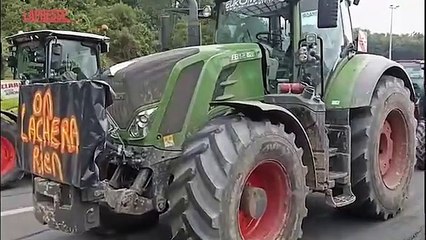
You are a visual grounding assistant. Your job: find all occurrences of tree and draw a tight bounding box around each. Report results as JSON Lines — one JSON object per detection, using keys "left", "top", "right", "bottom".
{"left": 90, "top": 3, "right": 156, "bottom": 63}
{"left": 2, "top": 0, "right": 424, "bottom": 80}
{"left": 1, "top": 0, "right": 156, "bottom": 73}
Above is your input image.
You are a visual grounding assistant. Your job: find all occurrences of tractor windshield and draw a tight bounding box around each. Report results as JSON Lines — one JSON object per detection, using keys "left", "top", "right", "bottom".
{"left": 50, "top": 39, "right": 99, "bottom": 81}
{"left": 216, "top": 0, "right": 291, "bottom": 50}
{"left": 15, "top": 41, "right": 46, "bottom": 80}
{"left": 216, "top": 0, "right": 293, "bottom": 79}
{"left": 14, "top": 39, "right": 100, "bottom": 81}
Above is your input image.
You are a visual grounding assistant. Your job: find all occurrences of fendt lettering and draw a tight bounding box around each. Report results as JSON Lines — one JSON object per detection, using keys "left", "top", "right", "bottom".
{"left": 225, "top": 0, "right": 285, "bottom": 12}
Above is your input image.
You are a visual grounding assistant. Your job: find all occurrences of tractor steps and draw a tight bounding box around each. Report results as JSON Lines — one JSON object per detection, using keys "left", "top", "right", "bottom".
{"left": 329, "top": 147, "right": 338, "bottom": 158}
{"left": 329, "top": 171, "right": 348, "bottom": 180}
{"left": 325, "top": 116, "right": 356, "bottom": 208}
{"left": 325, "top": 189, "right": 356, "bottom": 208}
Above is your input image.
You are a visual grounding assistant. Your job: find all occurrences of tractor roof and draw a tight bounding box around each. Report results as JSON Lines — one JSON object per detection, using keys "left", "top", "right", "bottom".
{"left": 5, "top": 30, "right": 110, "bottom": 44}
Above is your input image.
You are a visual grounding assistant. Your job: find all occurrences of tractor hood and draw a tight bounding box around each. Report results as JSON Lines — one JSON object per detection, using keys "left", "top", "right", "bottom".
{"left": 101, "top": 43, "right": 263, "bottom": 131}
{"left": 101, "top": 48, "right": 201, "bottom": 128}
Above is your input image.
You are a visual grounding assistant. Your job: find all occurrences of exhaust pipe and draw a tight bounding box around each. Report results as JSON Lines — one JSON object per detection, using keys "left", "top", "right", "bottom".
{"left": 187, "top": 0, "right": 201, "bottom": 46}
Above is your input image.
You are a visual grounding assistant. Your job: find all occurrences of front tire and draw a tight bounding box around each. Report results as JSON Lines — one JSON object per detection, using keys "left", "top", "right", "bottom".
{"left": 162, "top": 115, "right": 308, "bottom": 240}
{"left": 1, "top": 120, "right": 24, "bottom": 188}
{"left": 343, "top": 76, "right": 416, "bottom": 219}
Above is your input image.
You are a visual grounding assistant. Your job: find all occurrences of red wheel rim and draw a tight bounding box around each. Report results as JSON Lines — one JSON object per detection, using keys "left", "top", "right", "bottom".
{"left": 1, "top": 136, "right": 16, "bottom": 176}
{"left": 238, "top": 160, "right": 291, "bottom": 240}
{"left": 378, "top": 110, "right": 409, "bottom": 190}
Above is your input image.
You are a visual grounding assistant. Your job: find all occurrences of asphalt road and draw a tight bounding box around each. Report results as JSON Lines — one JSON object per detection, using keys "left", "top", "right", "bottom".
{"left": 1, "top": 170, "right": 425, "bottom": 240}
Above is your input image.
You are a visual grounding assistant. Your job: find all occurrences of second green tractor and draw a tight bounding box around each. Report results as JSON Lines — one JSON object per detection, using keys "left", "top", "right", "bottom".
{"left": 14, "top": 0, "right": 418, "bottom": 239}
{"left": 397, "top": 60, "right": 424, "bottom": 170}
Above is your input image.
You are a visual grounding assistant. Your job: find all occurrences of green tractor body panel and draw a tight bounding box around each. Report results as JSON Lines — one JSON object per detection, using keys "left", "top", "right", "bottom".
{"left": 324, "top": 54, "right": 417, "bottom": 109}
{"left": 105, "top": 43, "right": 265, "bottom": 150}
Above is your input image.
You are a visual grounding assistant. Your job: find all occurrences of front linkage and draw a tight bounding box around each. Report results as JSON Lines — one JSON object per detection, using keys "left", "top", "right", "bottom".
{"left": 32, "top": 141, "right": 180, "bottom": 234}
{"left": 100, "top": 143, "right": 179, "bottom": 216}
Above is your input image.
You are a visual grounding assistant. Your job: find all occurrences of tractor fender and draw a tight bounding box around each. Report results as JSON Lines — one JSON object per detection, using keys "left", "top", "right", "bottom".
{"left": 1, "top": 110, "right": 18, "bottom": 123}
{"left": 211, "top": 100, "right": 317, "bottom": 189}
{"left": 325, "top": 54, "right": 417, "bottom": 109}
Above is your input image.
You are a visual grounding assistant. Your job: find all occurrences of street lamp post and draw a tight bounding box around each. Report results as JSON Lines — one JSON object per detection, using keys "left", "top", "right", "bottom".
{"left": 389, "top": 4, "right": 400, "bottom": 60}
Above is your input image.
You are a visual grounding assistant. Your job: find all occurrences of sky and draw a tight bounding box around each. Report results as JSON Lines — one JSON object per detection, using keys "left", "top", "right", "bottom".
{"left": 349, "top": 0, "right": 425, "bottom": 34}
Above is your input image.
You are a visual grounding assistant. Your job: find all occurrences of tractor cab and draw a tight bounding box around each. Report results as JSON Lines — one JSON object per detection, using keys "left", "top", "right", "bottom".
{"left": 5, "top": 30, "right": 110, "bottom": 83}
{"left": 213, "top": 0, "right": 358, "bottom": 95}
{"left": 215, "top": 0, "right": 293, "bottom": 83}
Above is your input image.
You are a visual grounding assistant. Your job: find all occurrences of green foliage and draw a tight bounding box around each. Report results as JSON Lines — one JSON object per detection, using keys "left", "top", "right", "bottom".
{"left": 169, "top": 17, "right": 216, "bottom": 49}
{"left": 1, "top": 0, "right": 155, "bottom": 74}
{"left": 90, "top": 3, "right": 155, "bottom": 63}
{"left": 1, "top": 0, "right": 424, "bottom": 80}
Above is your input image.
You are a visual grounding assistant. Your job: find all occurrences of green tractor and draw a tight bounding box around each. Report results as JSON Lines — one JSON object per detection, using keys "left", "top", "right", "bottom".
{"left": 397, "top": 60, "right": 425, "bottom": 170}
{"left": 17, "top": 0, "right": 418, "bottom": 239}
{"left": 1, "top": 30, "right": 109, "bottom": 187}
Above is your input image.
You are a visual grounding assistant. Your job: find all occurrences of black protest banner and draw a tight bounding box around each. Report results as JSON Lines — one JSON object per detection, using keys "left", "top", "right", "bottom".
{"left": 17, "top": 80, "right": 110, "bottom": 188}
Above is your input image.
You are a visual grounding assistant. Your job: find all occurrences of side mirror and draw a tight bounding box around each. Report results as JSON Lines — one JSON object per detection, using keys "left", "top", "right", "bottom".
{"left": 317, "top": 0, "right": 339, "bottom": 28}
{"left": 100, "top": 42, "right": 110, "bottom": 53}
{"left": 7, "top": 56, "right": 17, "bottom": 68}
{"left": 52, "top": 43, "right": 62, "bottom": 56}
{"left": 51, "top": 43, "right": 63, "bottom": 70}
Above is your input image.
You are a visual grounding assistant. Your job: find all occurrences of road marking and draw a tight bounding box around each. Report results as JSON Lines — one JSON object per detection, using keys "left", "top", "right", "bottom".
{"left": 1, "top": 206, "right": 34, "bottom": 217}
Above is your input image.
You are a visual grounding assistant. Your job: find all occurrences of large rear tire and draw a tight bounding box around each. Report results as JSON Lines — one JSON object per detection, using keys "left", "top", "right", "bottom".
{"left": 416, "top": 120, "right": 425, "bottom": 170}
{"left": 161, "top": 115, "right": 308, "bottom": 240}
{"left": 1, "top": 119, "right": 24, "bottom": 188}
{"left": 342, "top": 76, "right": 416, "bottom": 219}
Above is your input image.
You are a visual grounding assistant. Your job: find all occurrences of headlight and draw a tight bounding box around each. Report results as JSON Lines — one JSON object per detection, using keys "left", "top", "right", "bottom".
{"left": 128, "top": 107, "right": 157, "bottom": 139}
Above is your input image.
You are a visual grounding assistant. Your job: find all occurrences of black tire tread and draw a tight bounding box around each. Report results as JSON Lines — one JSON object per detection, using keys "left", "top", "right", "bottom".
{"left": 162, "top": 115, "right": 308, "bottom": 240}
{"left": 343, "top": 76, "right": 416, "bottom": 219}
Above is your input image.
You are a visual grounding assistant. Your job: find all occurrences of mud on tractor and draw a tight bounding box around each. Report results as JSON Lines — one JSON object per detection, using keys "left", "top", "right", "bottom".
{"left": 16, "top": 0, "right": 418, "bottom": 239}
{"left": 1, "top": 30, "right": 109, "bottom": 188}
